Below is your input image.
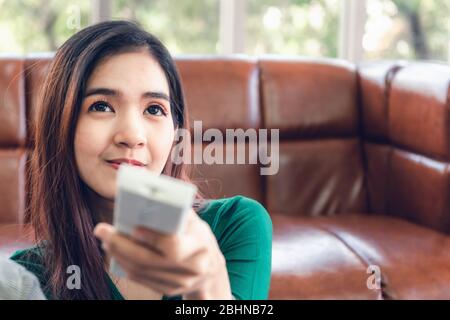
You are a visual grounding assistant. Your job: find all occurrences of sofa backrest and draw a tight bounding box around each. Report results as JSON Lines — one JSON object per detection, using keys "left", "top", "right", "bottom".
{"left": 0, "top": 55, "right": 368, "bottom": 224}
{"left": 0, "top": 58, "right": 27, "bottom": 224}
{"left": 259, "top": 58, "right": 368, "bottom": 216}
{"left": 359, "top": 61, "right": 450, "bottom": 233}
{"left": 177, "top": 56, "right": 369, "bottom": 217}
{"left": 175, "top": 57, "right": 264, "bottom": 204}
{"left": 0, "top": 55, "right": 448, "bottom": 234}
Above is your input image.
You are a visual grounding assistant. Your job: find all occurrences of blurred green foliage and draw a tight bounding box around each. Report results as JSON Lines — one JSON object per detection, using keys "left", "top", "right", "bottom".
{"left": 0, "top": 0, "right": 448, "bottom": 61}
{"left": 0, "top": 0, "right": 90, "bottom": 53}
{"left": 365, "top": 0, "right": 450, "bottom": 60}
{"left": 245, "top": 0, "right": 340, "bottom": 56}
{"left": 112, "top": 0, "right": 219, "bottom": 54}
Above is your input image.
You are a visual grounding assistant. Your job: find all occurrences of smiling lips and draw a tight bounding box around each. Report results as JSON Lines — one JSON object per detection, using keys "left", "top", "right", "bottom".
{"left": 106, "top": 158, "right": 146, "bottom": 170}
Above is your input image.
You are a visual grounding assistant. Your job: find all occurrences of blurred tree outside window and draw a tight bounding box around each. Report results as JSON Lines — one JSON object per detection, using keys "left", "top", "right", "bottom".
{"left": 0, "top": 0, "right": 448, "bottom": 63}
{"left": 0, "top": 0, "right": 90, "bottom": 54}
{"left": 363, "top": 0, "right": 450, "bottom": 61}
{"left": 245, "top": 0, "right": 340, "bottom": 56}
{"left": 112, "top": 0, "right": 220, "bottom": 54}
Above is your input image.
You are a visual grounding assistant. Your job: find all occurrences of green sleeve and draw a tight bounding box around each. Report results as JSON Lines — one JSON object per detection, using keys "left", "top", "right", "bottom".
{"left": 200, "top": 196, "right": 273, "bottom": 300}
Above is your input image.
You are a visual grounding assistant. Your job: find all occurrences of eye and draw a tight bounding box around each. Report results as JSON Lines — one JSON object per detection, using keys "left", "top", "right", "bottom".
{"left": 145, "top": 104, "right": 167, "bottom": 116}
{"left": 88, "top": 101, "right": 114, "bottom": 113}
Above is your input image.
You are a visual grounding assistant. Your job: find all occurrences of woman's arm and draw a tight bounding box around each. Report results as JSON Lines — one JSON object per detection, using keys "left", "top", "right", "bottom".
{"left": 94, "top": 196, "right": 273, "bottom": 300}
{"left": 94, "top": 209, "right": 233, "bottom": 299}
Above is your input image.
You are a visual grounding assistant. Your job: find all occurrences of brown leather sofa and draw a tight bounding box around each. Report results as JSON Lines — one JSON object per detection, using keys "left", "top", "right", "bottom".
{"left": 0, "top": 55, "right": 449, "bottom": 299}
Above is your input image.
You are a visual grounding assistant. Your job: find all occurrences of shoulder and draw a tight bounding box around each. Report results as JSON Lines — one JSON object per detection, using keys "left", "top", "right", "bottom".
{"left": 200, "top": 195, "right": 271, "bottom": 225}
{"left": 10, "top": 246, "right": 44, "bottom": 265}
{"left": 199, "top": 196, "right": 273, "bottom": 244}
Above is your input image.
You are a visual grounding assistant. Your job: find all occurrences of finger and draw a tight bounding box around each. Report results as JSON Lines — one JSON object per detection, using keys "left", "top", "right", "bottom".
{"left": 133, "top": 208, "right": 198, "bottom": 241}
{"left": 132, "top": 227, "right": 202, "bottom": 261}
{"left": 111, "top": 244, "right": 202, "bottom": 277}
{"left": 122, "top": 257, "right": 207, "bottom": 296}
{"left": 105, "top": 231, "right": 170, "bottom": 269}
{"left": 106, "top": 229, "right": 206, "bottom": 276}
{"left": 132, "top": 227, "right": 174, "bottom": 255}
{"left": 113, "top": 252, "right": 199, "bottom": 288}
{"left": 93, "top": 223, "right": 116, "bottom": 250}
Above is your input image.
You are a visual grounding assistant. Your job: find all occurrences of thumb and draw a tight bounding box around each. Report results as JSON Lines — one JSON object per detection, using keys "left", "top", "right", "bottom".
{"left": 93, "top": 223, "right": 115, "bottom": 242}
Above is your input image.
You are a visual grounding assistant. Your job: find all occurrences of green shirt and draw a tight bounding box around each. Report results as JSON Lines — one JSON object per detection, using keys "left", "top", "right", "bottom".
{"left": 10, "top": 195, "right": 272, "bottom": 300}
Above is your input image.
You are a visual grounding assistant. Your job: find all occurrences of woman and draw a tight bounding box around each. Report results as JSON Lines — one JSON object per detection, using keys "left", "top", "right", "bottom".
{"left": 10, "top": 20, "right": 272, "bottom": 300}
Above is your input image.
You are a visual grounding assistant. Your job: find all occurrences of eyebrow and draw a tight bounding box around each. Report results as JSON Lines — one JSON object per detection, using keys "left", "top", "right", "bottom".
{"left": 84, "top": 87, "right": 170, "bottom": 102}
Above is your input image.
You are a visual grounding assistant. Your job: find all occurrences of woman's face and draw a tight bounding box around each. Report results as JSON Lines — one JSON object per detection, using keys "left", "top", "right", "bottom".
{"left": 75, "top": 50, "right": 175, "bottom": 200}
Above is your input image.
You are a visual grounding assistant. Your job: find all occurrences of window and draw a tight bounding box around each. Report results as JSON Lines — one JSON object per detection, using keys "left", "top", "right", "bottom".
{"left": 0, "top": 0, "right": 90, "bottom": 54}
{"left": 0, "top": 0, "right": 448, "bottom": 63}
{"left": 363, "top": 0, "right": 450, "bottom": 61}
{"left": 112, "top": 0, "right": 220, "bottom": 54}
{"left": 245, "top": 0, "right": 340, "bottom": 56}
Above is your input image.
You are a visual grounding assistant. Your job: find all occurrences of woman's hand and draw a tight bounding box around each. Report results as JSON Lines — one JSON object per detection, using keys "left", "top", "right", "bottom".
{"left": 93, "top": 209, "right": 232, "bottom": 299}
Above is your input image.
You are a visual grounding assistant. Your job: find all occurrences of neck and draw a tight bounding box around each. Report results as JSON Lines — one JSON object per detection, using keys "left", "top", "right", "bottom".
{"left": 85, "top": 186, "right": 115, "bottom": 225}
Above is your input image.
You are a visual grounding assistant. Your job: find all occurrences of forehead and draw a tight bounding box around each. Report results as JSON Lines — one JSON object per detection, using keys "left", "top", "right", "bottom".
{"left": 86, "top": 50, "right": 170, "bottom": 95}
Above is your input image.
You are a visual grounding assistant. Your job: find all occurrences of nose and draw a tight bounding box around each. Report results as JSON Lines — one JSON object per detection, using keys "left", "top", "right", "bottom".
{"left": 113, "top": 113, "right": 147, "bottom": 149}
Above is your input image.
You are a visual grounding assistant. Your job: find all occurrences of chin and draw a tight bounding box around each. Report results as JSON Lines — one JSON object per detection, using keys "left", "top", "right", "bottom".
{"left": 105, "top": 190, "right": 117, "bottom": 201}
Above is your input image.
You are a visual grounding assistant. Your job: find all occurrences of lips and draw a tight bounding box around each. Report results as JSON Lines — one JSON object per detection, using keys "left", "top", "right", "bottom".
{"left": 105, "top": 158, "right": 146, "bottom": 169}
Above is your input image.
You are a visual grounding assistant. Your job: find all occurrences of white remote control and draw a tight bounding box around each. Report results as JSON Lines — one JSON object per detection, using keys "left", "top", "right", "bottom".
{"left": 110, "top": 164, "right": 197, "bottom": 277}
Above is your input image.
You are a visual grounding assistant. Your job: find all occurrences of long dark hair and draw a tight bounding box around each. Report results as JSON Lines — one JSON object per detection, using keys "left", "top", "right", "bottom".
{"left": 27, "top": 20, "right": 203, "bottom": 299}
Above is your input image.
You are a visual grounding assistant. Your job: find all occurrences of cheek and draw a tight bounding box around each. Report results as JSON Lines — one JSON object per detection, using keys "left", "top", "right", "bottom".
{"left": 74, "top": 119, "right": 117, "bottom": 199}
{"left": 147, "top": 124, "right": 175, "bottom": 171}
{"left": 75, "top": 121, "right": 105, "bottom": 162}
{"left": 74, "top": 120, "right": 109, "bottom": 184}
